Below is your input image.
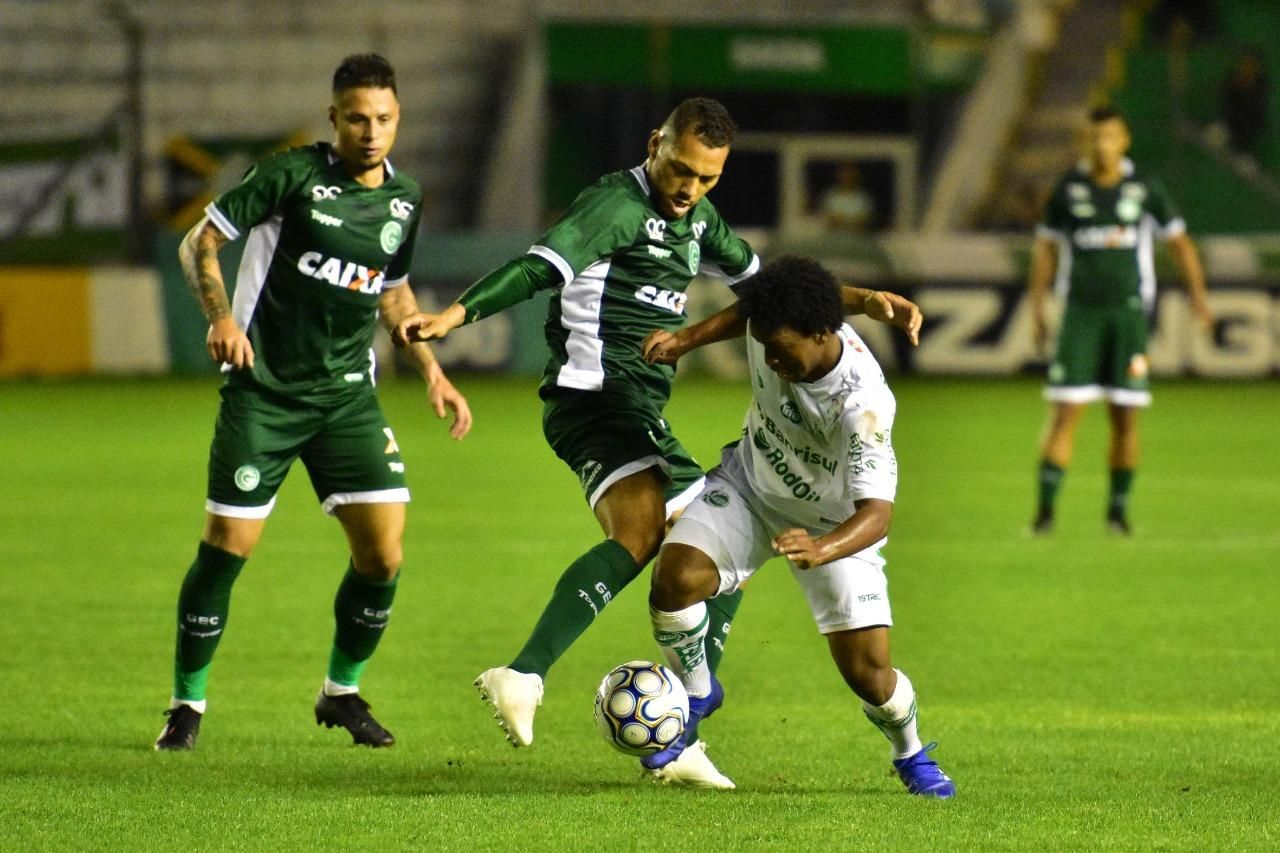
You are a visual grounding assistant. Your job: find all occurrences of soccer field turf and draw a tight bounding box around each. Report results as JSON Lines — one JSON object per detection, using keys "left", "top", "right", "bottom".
{"left": 1, "top": 374, "right": 1276, "bottom": 850}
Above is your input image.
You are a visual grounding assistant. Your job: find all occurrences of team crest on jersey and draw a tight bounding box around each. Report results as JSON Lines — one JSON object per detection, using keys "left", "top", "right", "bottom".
{"left": 1115, "top": 198, "right": 1142, "bottom": 223}
{"left": 380, "top": 221, "right": 403, "bottom": 253}
{"left": 701, "top": 489, "right": 730, "bottom": 508}
{"left": 687, "top": 241, "right": 700, "bottom": 275}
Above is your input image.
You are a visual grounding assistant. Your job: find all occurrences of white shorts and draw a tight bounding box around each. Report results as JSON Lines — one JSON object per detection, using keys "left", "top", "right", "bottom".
{"left": 665, "top": 464, "right": 892, "bottom": 635}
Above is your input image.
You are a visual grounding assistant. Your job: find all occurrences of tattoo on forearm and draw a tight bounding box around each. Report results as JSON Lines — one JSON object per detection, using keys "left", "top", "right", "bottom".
{"left": 182, "top": 227, "right": 231, "bottom": 322}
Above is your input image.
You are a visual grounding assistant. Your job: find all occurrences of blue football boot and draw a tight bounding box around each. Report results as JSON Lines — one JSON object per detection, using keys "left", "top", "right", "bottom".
{"left": 892, "top": 742, "right": 956, "bottom": 798}
{"left": 640, "top": 676, "right": 724, "bottom": 770}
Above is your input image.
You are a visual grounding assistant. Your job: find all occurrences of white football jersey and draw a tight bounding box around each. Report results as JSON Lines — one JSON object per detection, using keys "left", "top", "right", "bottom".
{"left": 731, "top": 321, "right": 897, "bottom": 532}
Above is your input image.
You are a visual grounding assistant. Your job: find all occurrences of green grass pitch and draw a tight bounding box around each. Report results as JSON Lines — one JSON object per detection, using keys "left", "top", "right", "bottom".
{"left": 1, "top": 373, "right": 1277, "bottom": 850}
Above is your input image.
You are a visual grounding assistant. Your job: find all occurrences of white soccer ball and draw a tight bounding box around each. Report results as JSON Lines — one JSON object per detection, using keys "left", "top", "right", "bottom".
{"left": 593, "top": 660, "right": 689, "bottom": 756}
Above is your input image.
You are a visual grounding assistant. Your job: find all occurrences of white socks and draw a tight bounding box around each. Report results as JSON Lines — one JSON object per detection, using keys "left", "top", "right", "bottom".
{"left": 651, "top": 602, "right": 712, "bottom": 698}
{"left": 170, "top": 697, "right": 207, "bottom": 714}
{"left": 862, "top": 668, "right": 923, "bottom": 760}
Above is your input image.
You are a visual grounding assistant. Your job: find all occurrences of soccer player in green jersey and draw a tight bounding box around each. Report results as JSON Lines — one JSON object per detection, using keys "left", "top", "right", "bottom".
{"left": 1027, "top": 107, "right": 1213, "bottom": 535}
{"left": 395, "top": 98, "right": 920, "bottom": 786}
{"left": 154, "top": 54, "right": 472, "bottom": 751}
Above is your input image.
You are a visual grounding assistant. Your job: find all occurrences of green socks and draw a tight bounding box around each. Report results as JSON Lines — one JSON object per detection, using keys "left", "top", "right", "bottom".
{"left": 173, "top": 542, "right": 247, "bottom": 703}
{"left": 1109, "top": 468, "right": 1135, "bottom": 516}
{"left": 328, "top": 564, "right": 398, "bottom": 689}
{"left": 510, "top": 539, "right": 642, "bottom": 678}
{"left": 1037, "top": 460, "right": 1065, "bottom": 516}
{"left": 705, "top": 588, "right": 743, "bottom": 675}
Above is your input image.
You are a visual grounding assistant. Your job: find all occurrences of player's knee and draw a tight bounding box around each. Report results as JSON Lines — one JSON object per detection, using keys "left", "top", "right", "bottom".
{"left": 352, "top": 543, "right": 402, "bottom": 582}
{"left": 650, "top": 551, "right": 712, "bottom": 611}
{"left": 614, "top": 524, "right": 664, "bottom": 566}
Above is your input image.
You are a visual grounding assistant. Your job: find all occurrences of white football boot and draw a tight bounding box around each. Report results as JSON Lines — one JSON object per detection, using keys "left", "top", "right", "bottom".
{"left": 474, "top": 667, "right": 543, "bottom": 747}
{"left": 645, "top": 740, "right": 736, "bottom": 790}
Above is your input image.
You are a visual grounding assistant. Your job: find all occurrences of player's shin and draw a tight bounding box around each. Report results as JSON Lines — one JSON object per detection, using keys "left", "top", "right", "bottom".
{"left": 651, "top": 602, "right": 712, "bottom": 698}
{"left": 862, "top": 668, "right": 924, "bottom": 760}
{"left": 173, "top": 542, "right": 247, "bottom": 708}
{"left": 327, "top": 562, "right": 397, "bottom": 694}
{"left": 509, "top": 539, "right": 641, "bottom": 678}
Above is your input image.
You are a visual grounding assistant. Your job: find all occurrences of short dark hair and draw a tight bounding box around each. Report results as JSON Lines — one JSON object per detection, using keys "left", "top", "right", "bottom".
{"left": 662, "top": 98, "right": 737, "bottom": 148}
{"left": 333, "top": 53, "right": 397, "bottom": 95}
{"left": 736, "top": 256, "right": 844, "bottom": 336}
{"left": 1088, "top": 105, "right": 1125, "bottom": 125}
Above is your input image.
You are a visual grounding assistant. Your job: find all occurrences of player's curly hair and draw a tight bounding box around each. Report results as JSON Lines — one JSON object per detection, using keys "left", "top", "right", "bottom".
{"left": 333, "top": 53, "right": 397, "bottom": 95}
{"left": 735, "top": 256, "right": 844, "bottom": 336}
{"left": 662, "top": 98, "right": 737, "bottom": 148}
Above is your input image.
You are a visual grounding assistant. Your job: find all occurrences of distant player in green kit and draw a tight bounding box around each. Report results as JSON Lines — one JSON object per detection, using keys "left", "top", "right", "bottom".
{"left": 396, "top": 98, "right": 920, "bottom": 787}
{"left": 1028, "top": 107, "right": 1213, "bottom": 535}
{"left": 154, "top": 54, "right": 472, "bottom": 751}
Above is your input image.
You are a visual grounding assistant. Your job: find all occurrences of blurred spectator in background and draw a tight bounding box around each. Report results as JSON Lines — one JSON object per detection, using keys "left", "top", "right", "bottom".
{"left": 1219, "top": 48, "right": 1269, "bottom": 162}
{"left": 820, "top": 160, "right": 875, "bottom": 233}
{"left": 1146, "top": 0, "right": 1216, "bottom": 44}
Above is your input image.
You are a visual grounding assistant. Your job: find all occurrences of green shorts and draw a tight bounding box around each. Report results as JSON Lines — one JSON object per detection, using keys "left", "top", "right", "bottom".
{"left": 205, "top": 383, "right": 408, "bottom": 518}
{"left": 1046, "top": 302, "right": 1152, "bottom": 407}
{"left": 541, "top": 387, "right": 705, "bottom": 516}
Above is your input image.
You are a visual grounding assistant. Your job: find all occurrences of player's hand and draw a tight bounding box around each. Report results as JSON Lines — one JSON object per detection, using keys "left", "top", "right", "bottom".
{"left": 642, "top": 329, "right": 687, "bottom": 365}
{"left": 865, "top": 291, "right": 922, "bottom": 346}
{"left": 426, "top": 364, "right": 472, "bottom": 440}
{"left": 206, "top": 316, "right": 254, "bottom": 369}
{"left": 771, "top": 527, "right": 829, "bottom": 570}
{"left": 394, "top": 304, "right": 464, "bottom": 345}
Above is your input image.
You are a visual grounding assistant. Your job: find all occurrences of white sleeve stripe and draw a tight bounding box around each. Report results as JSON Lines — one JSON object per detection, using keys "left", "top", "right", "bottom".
{"left": 528, "top": 245, "right": 574, "bottom": 285}
{"left": 725, "top": 253, "right": 760, "bottom": 286}
{"left": 204, "top": 203, "right": 240, "bottom": 241}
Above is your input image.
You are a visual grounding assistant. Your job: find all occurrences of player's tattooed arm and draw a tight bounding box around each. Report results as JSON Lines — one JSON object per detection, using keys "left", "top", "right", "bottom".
{"left": 179, "top": 217, "right": 254, "bottom": 368}
{"left": 839, "top": 286, "right": 922, "bottom": 346}
{"left": 772, "top": 498, "right": 893, "bottom": 570}
{"left": 379, "top": 284, "right": 473, "bottom": 440}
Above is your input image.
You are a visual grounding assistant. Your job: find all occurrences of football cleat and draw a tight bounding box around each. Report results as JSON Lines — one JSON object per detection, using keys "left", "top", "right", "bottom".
{"left": 640, "top": 676, "right": 724, "bottom": 770}
{"left": 314, "top": 691, "right": 395, "bottom": 747}
{"left": 892, "top": 742, "right": 956, "bottom": 798}
{"left": 644, "top": 739, "right": 736, "bottom": 790}
{"left": 1030, "top": 509, "right": 1054, "bottom": 536}
{"left": 1106, "top": 511, "right": 1132, "bottom": 536}
{"left": 474, "top": 667, "right": 543, "bottom": 747}
{"left": 154, "top": 704, "right": 202, "bottom": 751}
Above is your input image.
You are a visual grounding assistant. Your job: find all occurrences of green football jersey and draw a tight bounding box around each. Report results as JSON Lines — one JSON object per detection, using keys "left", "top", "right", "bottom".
{"left": 205, "top": 142, "right": 422, "bottom": 399}
{"left": 1038, "top": 158, "right": 1184, "bottom": 310}
{"left": 530, "top": 165, "right": 758, "bottom": 403}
